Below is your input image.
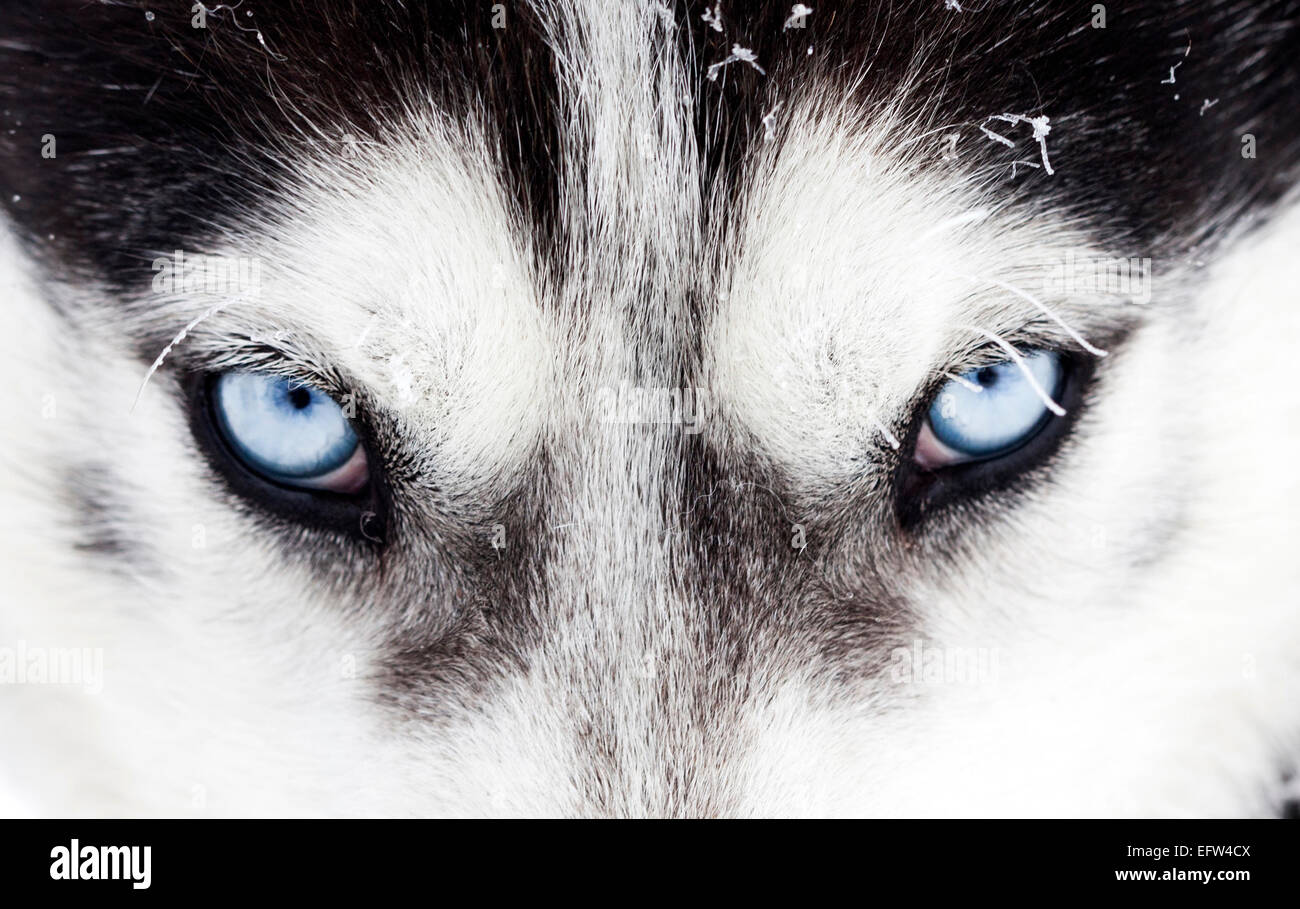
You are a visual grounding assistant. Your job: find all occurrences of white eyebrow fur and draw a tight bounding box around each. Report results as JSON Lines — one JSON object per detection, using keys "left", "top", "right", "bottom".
{"left": 953, "top": 271, "right": 1109, "bottom": 357}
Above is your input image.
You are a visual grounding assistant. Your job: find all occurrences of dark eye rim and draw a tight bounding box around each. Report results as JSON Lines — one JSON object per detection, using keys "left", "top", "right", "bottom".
{"left": 186, "top": 372, "right": 388, "bottom": 545}
{"left": 893, "top": 348, "right": 1098, "bottom": 530}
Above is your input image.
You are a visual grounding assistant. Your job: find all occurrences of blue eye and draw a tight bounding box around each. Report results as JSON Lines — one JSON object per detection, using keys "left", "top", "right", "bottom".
{"left": 922, "top": 351, "right": 1063, "bottom": 463}
{"left": 211, "top": 372, "right": 368, "bottom": 493}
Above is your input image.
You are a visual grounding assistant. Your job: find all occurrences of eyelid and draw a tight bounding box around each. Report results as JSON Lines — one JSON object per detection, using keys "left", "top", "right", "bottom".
{"left": 217, "top": 359, "right": 349, "bottom": 400}
{"left": 144, "top": 325, "right": 345, "bottom": 397}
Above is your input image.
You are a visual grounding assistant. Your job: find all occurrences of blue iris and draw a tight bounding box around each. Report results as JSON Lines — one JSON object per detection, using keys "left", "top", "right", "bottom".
{"left": 213, "top": 372, "right": 359, "bottom": 484}
{"left": 927, "top": 351, "right": 1062, "bottom": 458}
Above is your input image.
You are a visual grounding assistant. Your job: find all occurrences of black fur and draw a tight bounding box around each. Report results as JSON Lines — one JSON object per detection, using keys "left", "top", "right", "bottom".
{"left": 4, "top": 1, "right": 1299, "bottom": 295}
{"left": 0, "top": 0, "right": 565, "bottom": 294}
{"left": 65, "top": 463, "right": 150, "bottom": 570}
{"left": 687, "top": 0, "right": 1300, "bottom": 260}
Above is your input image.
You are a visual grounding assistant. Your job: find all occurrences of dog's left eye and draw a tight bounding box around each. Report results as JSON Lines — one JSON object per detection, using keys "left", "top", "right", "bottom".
{"left": 211, "top": 372, "right": 369, "bottom": 493}
{"left": 915, "top": 350, "right": 1064, "bottom": 468}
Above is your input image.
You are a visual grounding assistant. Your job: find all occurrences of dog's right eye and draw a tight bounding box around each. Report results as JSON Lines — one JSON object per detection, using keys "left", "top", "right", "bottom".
{"left": 210, "top": 372, "right": 369, "bottom": 494}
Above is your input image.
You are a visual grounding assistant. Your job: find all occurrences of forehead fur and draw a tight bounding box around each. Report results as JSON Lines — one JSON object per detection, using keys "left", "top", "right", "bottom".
{"left": 1, "top": 0, "right": 1299, "bottom": 292}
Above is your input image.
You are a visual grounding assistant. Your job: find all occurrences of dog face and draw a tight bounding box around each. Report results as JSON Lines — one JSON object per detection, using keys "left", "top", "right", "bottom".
{"left": 0, "top": 0, "right": 1298, "bottom": 817}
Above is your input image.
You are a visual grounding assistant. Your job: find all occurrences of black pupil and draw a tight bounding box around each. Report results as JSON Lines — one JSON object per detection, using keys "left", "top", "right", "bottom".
{"left": 287, "top": 386, "right": 312, "bottom": 410}
{"left": 976, "top": 366, "right": 999, "bottom": 387}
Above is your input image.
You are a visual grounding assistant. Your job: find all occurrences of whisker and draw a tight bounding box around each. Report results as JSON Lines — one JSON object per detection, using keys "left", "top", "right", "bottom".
{"left": 917, "top": 208, "right": 990, "bottom": 242}
{"left": 130, "top": 297, "right": 244, "bottom": 414}
{"left": 944, "top": 371, "right": 984, "bottom": 392}
{"left": 863, "top": 406, "right": 901, "bottom": 450}
{"left": 954, "top": 271, "right": 1109, "bottom": 357}
{"left": 960, "top": 325, "right": 1066, "bottom": 416}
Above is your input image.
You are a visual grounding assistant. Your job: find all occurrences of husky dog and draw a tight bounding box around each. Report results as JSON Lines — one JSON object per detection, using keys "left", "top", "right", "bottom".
{"left": 0, "top": 0, "right": 1297, "bottom": 818}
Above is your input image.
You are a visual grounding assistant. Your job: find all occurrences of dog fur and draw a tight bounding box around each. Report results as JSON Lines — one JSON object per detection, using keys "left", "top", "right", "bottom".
{"left": 0, "top": 0, "right": 1298, "bottom": 816}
